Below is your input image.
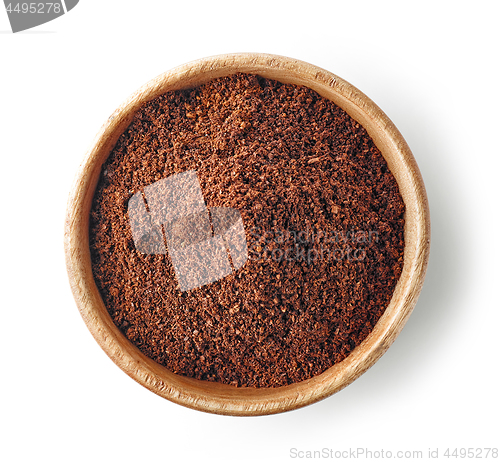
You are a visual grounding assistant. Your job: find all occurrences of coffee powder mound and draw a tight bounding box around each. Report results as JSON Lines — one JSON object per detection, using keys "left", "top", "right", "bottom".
{"left": 90, "top": 73, "right": 405, "bottom": 388}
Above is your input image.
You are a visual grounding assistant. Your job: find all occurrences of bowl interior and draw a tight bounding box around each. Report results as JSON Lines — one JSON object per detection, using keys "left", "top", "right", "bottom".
{"left": 65, "top": 53, "right": 430, "bottom": 416}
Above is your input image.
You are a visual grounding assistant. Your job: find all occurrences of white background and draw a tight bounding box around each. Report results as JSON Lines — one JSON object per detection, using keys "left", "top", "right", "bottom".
{"left": 1, "top": 1, "right": 499, "bottom": 461}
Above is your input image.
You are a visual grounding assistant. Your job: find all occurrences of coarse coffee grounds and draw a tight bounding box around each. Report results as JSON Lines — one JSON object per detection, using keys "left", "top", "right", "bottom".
{"left": 89, "top": 73, "right": 405, "bottom": 388}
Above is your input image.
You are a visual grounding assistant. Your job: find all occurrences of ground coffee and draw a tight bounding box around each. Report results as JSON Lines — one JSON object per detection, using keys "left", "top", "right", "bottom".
{"left": 90, "top": 73, "right": 405, "bottom": 388}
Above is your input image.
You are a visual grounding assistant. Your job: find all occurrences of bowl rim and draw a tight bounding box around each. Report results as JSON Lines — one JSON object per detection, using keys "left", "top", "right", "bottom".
{"left": 64, "top": 52, "right": 430, "bottom": 416}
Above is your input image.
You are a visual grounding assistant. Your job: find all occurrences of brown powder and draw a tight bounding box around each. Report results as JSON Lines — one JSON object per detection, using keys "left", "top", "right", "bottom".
{"left": 89, "top": 73, "right": 405, "bottom": 388}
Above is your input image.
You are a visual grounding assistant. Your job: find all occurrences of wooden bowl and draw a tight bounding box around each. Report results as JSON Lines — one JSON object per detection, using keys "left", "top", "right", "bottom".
{"left": 65, "top": 53, "right": 430, "bottom": 416}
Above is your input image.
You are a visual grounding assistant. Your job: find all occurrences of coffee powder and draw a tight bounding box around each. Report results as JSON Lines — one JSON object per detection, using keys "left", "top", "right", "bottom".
{"left": 90, "top": 73, "right": 405, "bottom": 388}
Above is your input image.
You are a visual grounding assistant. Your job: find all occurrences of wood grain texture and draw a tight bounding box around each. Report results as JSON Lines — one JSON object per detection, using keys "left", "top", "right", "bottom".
{"left": 64, "top": 53, "right": 430, "bottom": 416}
